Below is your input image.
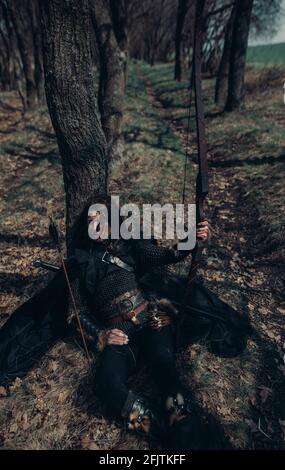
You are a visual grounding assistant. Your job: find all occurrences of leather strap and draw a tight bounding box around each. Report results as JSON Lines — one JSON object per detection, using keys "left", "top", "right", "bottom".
{"left": 106, "top": 300, "right": 149, "bottom": 325}
{"left": 93, "top": 249, "right": 134, "bottom": 272}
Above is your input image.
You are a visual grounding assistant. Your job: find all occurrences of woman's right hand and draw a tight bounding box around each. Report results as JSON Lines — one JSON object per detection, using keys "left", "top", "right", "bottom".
{"left": 97, "top": 329, "right": 129, "bottom": 351}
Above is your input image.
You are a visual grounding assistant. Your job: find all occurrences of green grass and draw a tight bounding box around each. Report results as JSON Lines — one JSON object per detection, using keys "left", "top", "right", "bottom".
{"left": 125, "top": 65, "right": 185, "bottom": 155}
{"left": 247, "top": 42, "right": 285, "bottom": 66}
{"left": 113, "top": 63, "right": 191, "bottom": 205}
{"left": 1, "top": 62, "right": 284, "bottom": 451}
{"left": 139, "top": 61, "right": 285, "bottom": 259}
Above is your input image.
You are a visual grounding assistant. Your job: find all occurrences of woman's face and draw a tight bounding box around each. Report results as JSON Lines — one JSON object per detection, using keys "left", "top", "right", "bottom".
{"left": 87, "top": 206, "right": 110, "bottom": 242}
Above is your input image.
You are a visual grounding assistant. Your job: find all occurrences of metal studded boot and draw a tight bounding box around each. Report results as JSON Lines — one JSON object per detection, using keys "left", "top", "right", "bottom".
{"left": 165, "top": 391, "right": 193, "bottom": 425}
{"left": 122, "top": 392, "right": 166, "bottom": 442}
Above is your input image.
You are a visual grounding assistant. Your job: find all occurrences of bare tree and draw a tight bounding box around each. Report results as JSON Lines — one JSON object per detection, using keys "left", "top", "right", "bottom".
{"left": 174, "top": 0, "right": 188, "bottom": 81}
{"left": 1, "top": 0, "right": 282, "bottom": 100}
{"left": 8, "top": 0, "right": 38, "bottom": 108}
{"left": 110, "top": 0, "right": 129, "bottom": 88}
{"left": 225, "top": 0, "right": 254, "bottom": 111}
{"left": 250, "top": 0, "right": 283, "bottom": 40}
{"left": 215, "top": 2, "right": 236, "bottom": 105}
{"left": 40, "top": 0, "right": 108, "bottom": 251}
{"left": 128, "top": 0, "right": 177, "bottom": 64}
{"left": 0, "top": 2, "right": 14, "bottom": 91}
{"left": 28, "top": 0, "right": 45, "bottom": 103}
{"left": 201, "top": 1, "right": 233, "bottom": 75}
{"left": 91, "top": 0, "right": 126, "bottom": 168}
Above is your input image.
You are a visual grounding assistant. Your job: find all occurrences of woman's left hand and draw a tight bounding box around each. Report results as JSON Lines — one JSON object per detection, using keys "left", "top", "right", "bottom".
{"left": 196, "top": 220, "right": 210, "bottom": 242}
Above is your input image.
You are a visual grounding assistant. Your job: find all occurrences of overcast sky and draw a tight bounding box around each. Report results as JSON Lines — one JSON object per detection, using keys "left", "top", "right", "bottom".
{"left": 250, "top": 0, "right": 285, "bottom": 45}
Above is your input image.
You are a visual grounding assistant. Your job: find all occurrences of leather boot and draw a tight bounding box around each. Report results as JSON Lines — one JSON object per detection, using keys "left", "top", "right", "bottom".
{"left": 123, "top": 392, "right": 166, "bottom": 442}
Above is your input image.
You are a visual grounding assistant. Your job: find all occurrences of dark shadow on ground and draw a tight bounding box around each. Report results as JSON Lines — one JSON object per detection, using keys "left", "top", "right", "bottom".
{"left": 123, "top": 124, "right": 183, "bottom": 155}
{"left": 0, "top": 98, "right": 22, "bottom": 113}
{"left": 0, "top": 232, "right": 53, "bottom": 247}
{"left": 26, "top": 126, "right": 56, "bottom": 140}
{"left": 0, "top": 120, "right": 22, "bottom": 134}
{"left": 247, "top": 328, "right": 285, "bottom": 449}
{"left": 74, "top": 342, "right": 234, "bottom": 450}
{"left": 208, "top": 153, "right": 285, "bottom": 168}
{"left": 205, "top": 110, "right": 224, "bottom": 119}
{"left": 0, "top": 272, "right": 46, "bottom": 294}
{"left": 3, "top": 143, "right": 59, "bottom": 164}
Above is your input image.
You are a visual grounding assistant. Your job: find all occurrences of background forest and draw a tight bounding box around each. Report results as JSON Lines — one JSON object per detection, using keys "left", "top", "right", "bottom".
{"left": 0, "top": 0, "right": 284, "bottom": 450}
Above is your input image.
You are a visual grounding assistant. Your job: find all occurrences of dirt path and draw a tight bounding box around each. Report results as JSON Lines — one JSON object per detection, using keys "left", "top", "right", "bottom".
{"left": 0, "top": 71, "right": 284, "bottom": 450}
{"left": 143, "top": 76, "right": 285, "bottom": 449}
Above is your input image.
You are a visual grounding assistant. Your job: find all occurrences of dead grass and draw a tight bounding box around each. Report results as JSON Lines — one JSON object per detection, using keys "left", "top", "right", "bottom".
{"left": 0, "top": 63, "right": 284, "bottom": 450}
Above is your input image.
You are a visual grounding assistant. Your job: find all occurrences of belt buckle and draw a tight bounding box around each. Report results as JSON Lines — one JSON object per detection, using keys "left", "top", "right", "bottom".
{"left": 102, "top": 251, "right": 110, "bottom": 263}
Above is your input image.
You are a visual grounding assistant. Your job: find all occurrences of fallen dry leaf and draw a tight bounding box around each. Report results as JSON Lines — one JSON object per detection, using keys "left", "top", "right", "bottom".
{"left": 0, "top": 386, "right": 7, "bottom": 397}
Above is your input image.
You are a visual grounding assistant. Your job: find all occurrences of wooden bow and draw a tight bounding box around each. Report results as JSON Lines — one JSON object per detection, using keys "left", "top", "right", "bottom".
{"left": 185, "top": 0, "right": 209, "bottom": 295}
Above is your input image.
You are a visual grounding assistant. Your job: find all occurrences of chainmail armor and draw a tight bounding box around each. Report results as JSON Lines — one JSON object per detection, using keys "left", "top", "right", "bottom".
{"left": 69, "top": 239, "right": 190, "bottom": 344}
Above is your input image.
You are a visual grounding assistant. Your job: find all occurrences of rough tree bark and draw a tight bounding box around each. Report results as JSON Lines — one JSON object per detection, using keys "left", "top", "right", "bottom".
{"left": 174, "top": 0, "right": 188, "bottom": 81}
{"left": 8, "top": 0, "right": 38, "bottom": 108}
{"left": 91, "top": 0, "right": 126, "bottom": 169}
{"left": 215, "top": 3, "right": 236, "bottom": 105}
{"left": 40, "top": 0, "right": 108, "bottom": 251}
{"left": 0, "top": 4, "right": 11, "bottom": 91}
{"left": 225, "top": 0, "right": 254, "bottom": 111}
{"left": 110, "top": 0, "right": 129, "bottom": 89}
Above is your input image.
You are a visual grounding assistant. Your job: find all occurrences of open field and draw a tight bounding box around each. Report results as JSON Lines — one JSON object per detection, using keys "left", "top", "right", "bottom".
{"left": 247, "top": 42, "right": 285, "bottom": 66}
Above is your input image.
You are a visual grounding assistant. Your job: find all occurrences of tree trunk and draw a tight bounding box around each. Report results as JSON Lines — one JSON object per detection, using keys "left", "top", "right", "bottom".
{"left": 40, "top": 0, "right": 108, "bottom": 251}
{"left": 0, "top": 1, "right": 23, "bottom": 94}
{"left": 174, "top": 0, "right": 188, "bottom": 81}
{"left": 225, "top": 0, "right": 254, "bottom": 111}
{"left": 9, "top": 0, "right": 38, "bottom": 108}
{"left": 91, "top": 0, "right": 126, "bottom": 170}
{"left": 110, "top": 0, "right": 129, "bottom": 89}
{"left": 0, "top": 25, "right": 11, "bottom": 90}
{"left": 215, "top": 3, "right": 236, "bottom": 106}
{"left": 29, "top": 0, "right": 45, "bottom": 103}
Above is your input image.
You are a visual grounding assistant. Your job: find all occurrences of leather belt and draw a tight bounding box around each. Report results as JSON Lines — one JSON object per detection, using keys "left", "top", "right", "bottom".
{"left": 103, "top": 290, "right": 148, "bottom": 325}
{"left": 106, "top": 301, "right": 149, "bottom": 325}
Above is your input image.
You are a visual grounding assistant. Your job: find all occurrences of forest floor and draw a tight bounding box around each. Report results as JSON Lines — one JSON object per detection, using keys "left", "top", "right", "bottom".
{"left": 0, "top": 62, "right": 284, "bottom": 450}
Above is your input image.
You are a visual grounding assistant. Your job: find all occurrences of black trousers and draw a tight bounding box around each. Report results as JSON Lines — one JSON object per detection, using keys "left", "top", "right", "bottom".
{"left": 94, "top": 325, "right": 186, "bottom": 417}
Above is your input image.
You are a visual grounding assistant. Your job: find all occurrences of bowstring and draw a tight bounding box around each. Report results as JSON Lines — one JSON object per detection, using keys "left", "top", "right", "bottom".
{"left": 182, "top": 64, "right": 195, "bottom": 205}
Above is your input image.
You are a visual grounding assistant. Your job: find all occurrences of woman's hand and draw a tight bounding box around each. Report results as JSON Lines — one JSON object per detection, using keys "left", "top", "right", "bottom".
{"left": 97, "top": 329, "right": 129, "bottom": 351}
{"left": 196, "top": 220, "right": 210, "bottom": 242}
{"left": 105, "top": 329, "right": 129, "bottom": 345}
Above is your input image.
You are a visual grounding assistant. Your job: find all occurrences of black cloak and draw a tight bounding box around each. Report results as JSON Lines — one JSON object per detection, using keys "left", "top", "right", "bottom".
{"left": 0, "top": 264, "right": 252, "bottom": 387}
